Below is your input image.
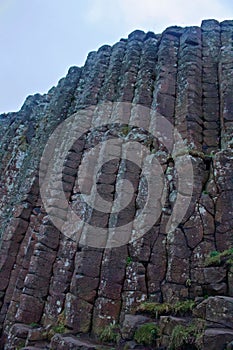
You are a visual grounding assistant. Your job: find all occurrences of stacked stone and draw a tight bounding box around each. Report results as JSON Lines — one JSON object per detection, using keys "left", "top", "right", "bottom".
{"left": 92, "top": 32, "right": 144, "bottom": 334}
{"left": 0, "top": 67, "right": 81, "bottom": 335}
{"left": 98, "top": 41, "right": 126, "bottom": 102}
{"left": 44, "top": 46, "right": 113, "bottom": 333}
{"left": 215, "top": 150, "right": 233, "bottom": 251}
{"left": 132, "top": 31, "right": 157, "bottom": 108}
{"left": 219, "top": 20, "right": 233, "bottom": 148}
{"left": 116, "top": 31, "right": 143, "bottom": 103}
{"left": 152, "top": 26, "right": 180, "bottom": 124}
{"left": 202, "top": 19, "right": 221, "bottom": 153}
{"left": 0, "top": 21, "right": 233, "bottom": 349}
{"left": 175, "top": 26, "right": 203, "bottom": 150}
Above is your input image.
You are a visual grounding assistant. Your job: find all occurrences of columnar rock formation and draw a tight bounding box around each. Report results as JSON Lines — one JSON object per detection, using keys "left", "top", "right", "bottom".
{"left": 0, "top": 19, "right": 233, "bottom": 349}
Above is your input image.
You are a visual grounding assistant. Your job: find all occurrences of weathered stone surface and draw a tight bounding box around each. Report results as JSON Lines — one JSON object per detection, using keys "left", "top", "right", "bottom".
{"left": 194, "top": 296, "right": 233, "bottom": 330}
{"left": 0, "top": 20, "right": 233, "bottom": 349}
{"left": 122, "top": 314, "right": 152, "bottom": 340}
{"left": 5, "top": 323, "right": 31, "bottom": 349}
{"left": 203, "top": 328, "right": 233, "bottom": 350}
{"left": 50, "top": 334, "right": 98, "bottom": 350}
{"left": 64, "top": 293, "right": 93, "bottom": 333}
{"left": 158, "top": 316, "right": 188, "bottom": 348}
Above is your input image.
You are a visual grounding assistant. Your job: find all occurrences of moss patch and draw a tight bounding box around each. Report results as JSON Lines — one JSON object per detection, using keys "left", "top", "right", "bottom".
{"left": 169, "top": 320, "right": 205, "bottom": 350}
{"left": 120, "top": 125, "right": 131, "bottom": 136}
{"left": 134, "top": 322, "right": 159, "bottom": 346}
{"left": 137, "top": 299, "right": 195, "bottom": 318}
{"left": 99, "top": 323, "right": 120, "bottom": 344}
{"left": 126, "top": 256, "right": 133, "bottom": 265}
{"left": 173, "top": 300, "right": 196, "bottom": 315}
{"left": 45, "top": 311, "right": 68, "bottom": 340}
{"left": 205, "top": 248, "right": 233, "bottom": 267}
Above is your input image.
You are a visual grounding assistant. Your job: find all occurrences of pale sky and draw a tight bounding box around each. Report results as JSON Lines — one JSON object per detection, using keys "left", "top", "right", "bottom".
{"left": 0, "top": 0, "right": 233, "bottom": 114}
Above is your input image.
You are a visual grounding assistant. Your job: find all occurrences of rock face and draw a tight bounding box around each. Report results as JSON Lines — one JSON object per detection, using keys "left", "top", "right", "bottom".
{"left": 0, "top": 20, "right": 233, "bottom": 349}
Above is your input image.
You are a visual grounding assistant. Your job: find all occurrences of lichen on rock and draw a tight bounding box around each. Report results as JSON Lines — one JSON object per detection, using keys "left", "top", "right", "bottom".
{"left": 0, "top": 19, "right": 233, "bottom": 349}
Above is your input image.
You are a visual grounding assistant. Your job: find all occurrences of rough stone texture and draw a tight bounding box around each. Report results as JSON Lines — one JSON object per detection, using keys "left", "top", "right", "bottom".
{"left": 121, "top": 314, "right": 153, "bottom": 340}
{"left": 194, "top": 296, "right": 233, "bottom": 328}
{"left": 203, "top": 329, "right": 233, "bottom": 350}
{"left": 0, "top": 19, "right": 233, "bottom": 349}
{"left": 50, "top": 334, "right": 98, "bottom": 350}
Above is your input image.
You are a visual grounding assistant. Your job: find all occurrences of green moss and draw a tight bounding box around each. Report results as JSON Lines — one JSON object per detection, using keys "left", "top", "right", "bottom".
{"left": 134, "top": 323, "right": 159, "bottom": 345}
{"left": 202, "top": 190, "right": 209, "bottom": 195}
{"left": 137, "top": 299, "right": 195, "bottom": 318}
{"left": 221, "top": 248, "right": 233, "bottom": 257}
{"left": 51, "top": 323, "right": 66, "bottom": 334}
{"left": 173, "top": 148, "right": 215, "bottom": 162}
{"left": 189, "top": 149, "right": 206, "bottom": 159}
{"left": 46, "top": 311, "right": 68, "bottom": 340}
{"left": 205, "top": 256, "right": 221, "bottom": 266}
{"left": 185, "top": 278, "right": 192, "bottom": 287}
{"left": 210, "top": 250, "right": 220, "bottom": 257}
{"left": 99, "top": 323, "right": 120, "bottom": 344}
{"left": 29, "top": 322, "right": 40, "bottom": 328}
{"left": 123, "top": 345, "right": 130, "bottom": 350}
{"left": 169, "top": 320, "right": 205, "bottom": 350}
{"left": 206, "top": 153, "right": 216, "bottom": 158}
{"left": 205, "top": 248, "right": 233, "bottom": 267}
{"left": 19, "top": 134, "right": 27, "bottom": 143}
{"left": 121, "top": 125, "right": 131, "bottom": 136}
{"left": 173, "top": 300, "right": 195, "bottom": 315}
{"left": 16, "top": 340, "right": 26, "bottom": 350}
{"left": 19, "top": 134, "right": 28, "bottom": 151}
{"left": 173, "top": 148, "right": 206, "bottom": 160}
{"left": 226, "top": 258, "right": 233, "bottom": 266}
{"left": 126, "top": 256, "right": 133, "bottom": 265}
{"left": 137, "top": 301, "right": 172, "bottom": 318}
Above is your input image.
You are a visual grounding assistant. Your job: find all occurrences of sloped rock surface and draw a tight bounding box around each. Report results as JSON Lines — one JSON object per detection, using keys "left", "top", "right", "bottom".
{"left": 0, "top": 19, "right": 233, "bottom": 349}
{"left": 203, "top": 329, "right": 233, "bottom": 350}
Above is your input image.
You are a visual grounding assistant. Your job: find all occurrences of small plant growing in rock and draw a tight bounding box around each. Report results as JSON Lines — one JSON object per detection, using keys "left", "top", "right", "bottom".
{"left": 137, "top": 301, "right": 172, "bottom": 318}
{"left": 99, "top": 323, "right": 121, "bottom": 344}
{"left": 126, "top": 256, "right": 133, "bottom": 265}
{"left": 205, "top": 152, "right": 216, "bottom": 158}
{"left": 51, "top": 323, "right": 66, "bottom": 334}
{"left": 120, "top": 125, "right": 131, "bottom": 136}
{"left": 150, "top": 147, "right": 157, "bottom": 154}
{"left": 205, "top": 248, "right": 233, "bottom": 267}
{"left": 173, "top": 300, "right": 195, "bottom": 315}
{"left": 19, "top": 134, "right": 28, "bottom": 152}
{"left": 53, "top": 311, "right": 67, "bottom": 333}
{"left": 185, "top": 278, "right": 192, "bottom": 287}
{"left": 134, "top": 322, "right": 159, "bottom": 346}
{"left": 173, "top": 147, "right": 205, "bottom": 160}
{"left": 46, "top": 311, "right": 68, "bottom": 340}
{"left": 137, "top": 299, "right": 195, "bottom": 318}
{"left": 29, "top": 322, "right": 40, "bottom": 328}
{"left": 222, "top": 247, "right": 233, "bottom": 257}
{"left": 169, "top": 320, "right": 205, "bottom": 350}
{"left": 226, "top": 258, "right": 233, "bottom": 266}
{"left": 205, "top": 250, "right": 221, "bottom": 266}
{"left": 202, "top": 190, "right": 209, "bottom": 195}
{"left": 16, "top": 340, "right": 26, "bottom": 350}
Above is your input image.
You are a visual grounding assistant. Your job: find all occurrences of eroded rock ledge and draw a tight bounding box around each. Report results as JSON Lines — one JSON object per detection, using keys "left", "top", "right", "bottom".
{"left": 0, "top": 19, "right": 233, "bottom": 349}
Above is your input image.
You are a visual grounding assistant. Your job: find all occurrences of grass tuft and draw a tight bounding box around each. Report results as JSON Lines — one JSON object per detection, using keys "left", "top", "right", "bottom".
{"left": 134, "top": 322, "right": 159, "bottom": 345}
{"left": 169, "top": 320, "right": 205, "bottom": 350}
{"left": 137, "top": 299, "right": 195, "bottom": 318}
{"left": 205, "top": 248, "right": 233, "bottom": 267}
{"left": 99, "top": 323, "right": 121, "bottom": 344}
